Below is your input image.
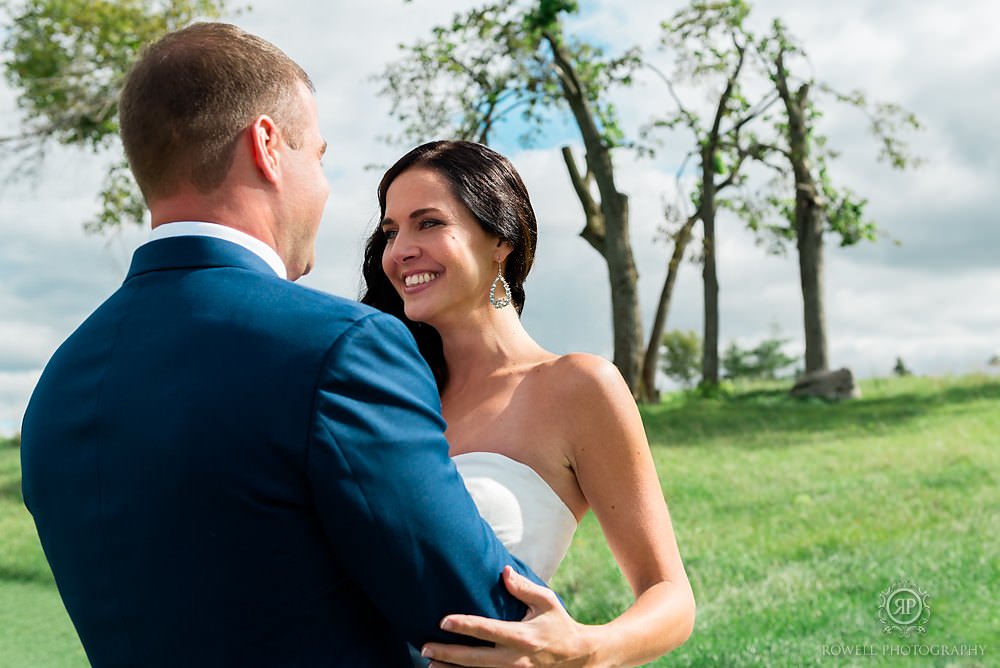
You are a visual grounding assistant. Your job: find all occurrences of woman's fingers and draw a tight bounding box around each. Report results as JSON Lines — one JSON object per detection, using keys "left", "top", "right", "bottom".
{"left": 422, "top": 640, "right": 499, "bottom": 667}
{"left": 421, "top": 569, "right": 568, "bottom": 667}
{"left": 502, "top": 566, "right": 560, "bottom": 611}
{"left": 439, "top": 613, "right": 519, "bottom": 643}
{"left": 427, "top": 660, "right": 472, "bottom": 668}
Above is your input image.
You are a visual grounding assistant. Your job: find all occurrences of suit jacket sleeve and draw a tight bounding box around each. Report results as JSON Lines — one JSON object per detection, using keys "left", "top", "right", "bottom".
{"left": 306, "top": 311, "right": 543, "bottom": 646}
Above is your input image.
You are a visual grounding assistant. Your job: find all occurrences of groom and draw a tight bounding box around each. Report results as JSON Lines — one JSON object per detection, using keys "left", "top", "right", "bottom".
{"left": 20, "top": 22, "right": 543, "bottom": 667}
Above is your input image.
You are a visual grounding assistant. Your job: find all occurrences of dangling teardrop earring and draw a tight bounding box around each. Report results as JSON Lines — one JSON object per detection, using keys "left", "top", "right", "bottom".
{"left": 489, "top": 262, "right": 511, "bottom": 309}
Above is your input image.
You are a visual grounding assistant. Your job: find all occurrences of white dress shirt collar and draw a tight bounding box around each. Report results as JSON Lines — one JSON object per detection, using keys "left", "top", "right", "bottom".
{"left": 145, "top": 221, "right": 287, "bottom": 279}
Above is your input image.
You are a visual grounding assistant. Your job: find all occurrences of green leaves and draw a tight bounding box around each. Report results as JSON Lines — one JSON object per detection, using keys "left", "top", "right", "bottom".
{"left": 2, "top": 0, "right": 232, "bottom": 230}
{"left": 4, "top": 0, "right": 230, "bottom": 151}
{"left": 722, "top": 333, "right": 798, "bottom": 380}
{"left": 378, "top": 0, "right": 530, "bottom": 145}
{"left": 377, "top": 0, "right": 638, "bottom": 150}
{"left": 85, "top": 157, "right": 149, "bottom": 232}
{"left": 523, "top": 0, "right": 577, "bottom": 36}
{"left": 660, "top": 329, "right": 703, "bottom": 388}
{"left": 818, "top": 167, "right": 874, "bottom": 247}
{"left": 659, "top": 4, "right": 921, "bottom": 251}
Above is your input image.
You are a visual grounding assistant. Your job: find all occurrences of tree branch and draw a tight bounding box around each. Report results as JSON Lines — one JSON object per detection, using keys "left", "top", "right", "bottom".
{"left": 717, "top": 150, "right": 748, "bottom": 192}
{"left": 644, "top": 61, "right": 698, "bottom": 129}
{"left": 723, "top": 90, "right": 780, "bottom": 137}
{"left": 562, "top": 145, "right": 605, "bottom": 254}
{"left": 708, "top": 39, "right": 745, "bottom": 141}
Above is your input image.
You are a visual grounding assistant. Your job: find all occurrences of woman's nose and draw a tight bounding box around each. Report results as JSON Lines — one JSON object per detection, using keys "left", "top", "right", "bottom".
{"left": 389, "top": 231, "right": 420, "bottom": 264}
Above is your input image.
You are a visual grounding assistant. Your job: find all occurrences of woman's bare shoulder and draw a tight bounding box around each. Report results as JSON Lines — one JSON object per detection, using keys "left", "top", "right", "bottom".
{"left": 536, "top": 352, "right": 634, "bottom": 409}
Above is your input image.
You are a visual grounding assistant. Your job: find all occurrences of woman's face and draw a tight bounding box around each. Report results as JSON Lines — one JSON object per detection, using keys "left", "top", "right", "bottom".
{"left": 381, "top": 167, "right": 505, "bottom": 326}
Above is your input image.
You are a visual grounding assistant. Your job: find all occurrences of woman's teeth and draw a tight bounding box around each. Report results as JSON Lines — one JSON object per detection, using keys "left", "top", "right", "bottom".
{"left": 404, "top": 272, "right": 439, "bottom": 287}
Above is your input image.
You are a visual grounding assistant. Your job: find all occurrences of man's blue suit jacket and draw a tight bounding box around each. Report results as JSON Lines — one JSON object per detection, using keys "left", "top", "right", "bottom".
{"left": 21, "top": 236, "right": 542, "bottom": 667}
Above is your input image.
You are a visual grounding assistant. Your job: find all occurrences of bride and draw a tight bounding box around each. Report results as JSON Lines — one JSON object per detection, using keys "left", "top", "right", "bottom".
{"left": 362, "top": 140, "right": 695, "bottom": 667}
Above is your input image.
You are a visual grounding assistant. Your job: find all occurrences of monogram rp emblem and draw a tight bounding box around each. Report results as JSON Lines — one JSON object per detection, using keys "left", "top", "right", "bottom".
{"left": 878, "top": 579, "right": 930, "bottom": 637}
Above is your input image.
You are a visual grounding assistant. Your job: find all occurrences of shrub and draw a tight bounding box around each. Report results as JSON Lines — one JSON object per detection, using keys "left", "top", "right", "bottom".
{"left": 660, "top": 330, "right": 703, "bottom": 388}
{"left": 722, "top": 335, "right": 798, "bottom": 380}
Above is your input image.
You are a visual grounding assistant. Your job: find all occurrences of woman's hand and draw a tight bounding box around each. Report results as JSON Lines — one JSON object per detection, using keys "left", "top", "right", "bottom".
{"left": 420, "top": 566, "right": 600, "bottom": 668}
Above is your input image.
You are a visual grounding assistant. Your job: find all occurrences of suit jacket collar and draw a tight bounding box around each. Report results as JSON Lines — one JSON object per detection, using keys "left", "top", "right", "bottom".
{"left": 125, "top": 235, "right": 279, "bottom": 283}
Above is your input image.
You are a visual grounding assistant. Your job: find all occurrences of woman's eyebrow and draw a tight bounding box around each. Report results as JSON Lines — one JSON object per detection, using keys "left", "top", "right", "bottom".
{"left": 407, "top": 207, "right": 444, "bottom": 219}
{"left": 382, "top": 207, "right": 445, "bottom": 227}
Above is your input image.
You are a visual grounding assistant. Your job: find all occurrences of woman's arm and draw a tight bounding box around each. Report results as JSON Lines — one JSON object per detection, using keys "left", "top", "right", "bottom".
{"left": 558, "top": 353, "right": 695, "bottom": 665}
{"left": 421, "top": 354, "right": 695, "bottom": 667}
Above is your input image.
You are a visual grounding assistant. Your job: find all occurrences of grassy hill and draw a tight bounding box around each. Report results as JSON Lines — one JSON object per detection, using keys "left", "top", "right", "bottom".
{"left": 2, "top": 374, "right": 997, "bottom": 666}
{"left": 554, "top": 374, "right": 999, "bottom": 666}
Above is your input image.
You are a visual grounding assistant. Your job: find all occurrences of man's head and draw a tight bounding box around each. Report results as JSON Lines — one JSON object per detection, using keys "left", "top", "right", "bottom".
{"left": 119, "top": 22, "right": 329, "bottom": 279}
{"left": 119, "top": 22, "right": 312, "bottom": 200}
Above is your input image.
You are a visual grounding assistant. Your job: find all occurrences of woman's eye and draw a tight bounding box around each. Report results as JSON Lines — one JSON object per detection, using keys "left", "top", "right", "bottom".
{"left": 383, "top": 229, "right": 397, "bottom": 240}
{"left": 419, "top": 219, "right": 441, "bottom": 229}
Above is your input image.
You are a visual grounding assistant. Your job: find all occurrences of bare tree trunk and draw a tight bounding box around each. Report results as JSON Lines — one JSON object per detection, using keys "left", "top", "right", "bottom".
{"left": 602, "top": 187, "right": 644, "bottom": 393}
{"left": 775, "top": 54, "right": 829, "bottom": 374}
{"left": 797, "top": 205, "right": 828, "bottom": 372}
{"left": 640, "top": 215, "right": 697, "bottom": 402}
{"left": 700, "top": 148, "right": 720, "bottom": 386}
{"left": 548, "top": 33, "right": 644, "bottom": 395}
{"left": 693, "top": 45, "right": 745, "bottom": 391}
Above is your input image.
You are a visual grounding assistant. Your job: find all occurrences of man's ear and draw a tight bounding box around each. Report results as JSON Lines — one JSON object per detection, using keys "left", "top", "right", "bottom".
{"left": 250, "top": 114, "right": 281, "bottom": 184}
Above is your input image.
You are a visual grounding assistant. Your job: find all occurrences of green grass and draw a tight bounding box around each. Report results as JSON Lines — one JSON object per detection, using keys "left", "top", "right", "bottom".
{"left": 0, "top": 435, "right": 89, "bottom": 667}
{"left": 552, "top": 374, "right": 1000, "bottom": 666}
{"left": 2, "top": 375, "right": 997, "bottom": 666}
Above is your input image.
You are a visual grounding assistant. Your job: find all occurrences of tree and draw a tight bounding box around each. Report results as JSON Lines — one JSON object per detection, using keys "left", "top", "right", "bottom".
{"left": 378, "top": 0, "right": 647, "bottom": 395}
{"left": 1, "top": 0, "right": 233, "bottom": 231}
{"left": 721, "top": 334, "right": 797, "bottom": 380}
{"left": 751, "top": 19, "right": 921, "bottom": 374}
{"left": 639, "top": 201, "right": 696, "bottom": 401}
{"left": 641, "top": 0, "right": 777, "bottom": 395}
{"left": 892, "top": 357, "right": 912, "bottom": 377}
{"left": 659, "top": 330, "right": 702, "bottom": 388}
{"left": 645, "top": 3, "right": 920, "bottom": 385}
{"left": 720, "top": 341, "right": 753, "bottom": 379}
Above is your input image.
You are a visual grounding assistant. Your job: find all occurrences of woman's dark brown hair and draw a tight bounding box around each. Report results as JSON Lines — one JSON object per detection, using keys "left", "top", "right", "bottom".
{"left": 360, "top": 140, "right": 538, "bottom": 389}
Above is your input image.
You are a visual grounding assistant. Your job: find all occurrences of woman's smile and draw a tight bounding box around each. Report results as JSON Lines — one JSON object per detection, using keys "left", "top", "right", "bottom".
{"left": 403, "top": 271, "right": 441, "bottom": 289}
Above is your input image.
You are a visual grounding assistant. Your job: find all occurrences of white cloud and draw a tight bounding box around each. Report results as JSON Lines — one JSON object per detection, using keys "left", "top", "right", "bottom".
{"left": 0, "top": 370, "right": 40, "bottom": 437}
{"left": 0, "top": 323, "right": 60, "bottom": 371}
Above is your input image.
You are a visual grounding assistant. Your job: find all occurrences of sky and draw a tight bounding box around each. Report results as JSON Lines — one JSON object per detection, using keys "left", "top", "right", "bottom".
{"left": 1, "top": 0, "right": 998, "bottom": 435}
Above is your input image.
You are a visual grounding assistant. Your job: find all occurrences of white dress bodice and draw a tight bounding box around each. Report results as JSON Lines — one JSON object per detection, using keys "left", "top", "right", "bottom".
{"left": 452, "top": 451, "right": 578, "bottom": 582}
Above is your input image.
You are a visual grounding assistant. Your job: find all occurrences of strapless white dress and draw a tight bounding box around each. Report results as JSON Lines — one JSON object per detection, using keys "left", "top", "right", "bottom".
{"left": 409, "top": 452, "right": 579, "bottom": 667}
{"left": 453, "top": 451, "right": 578, "bottom": 582}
